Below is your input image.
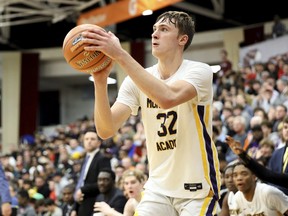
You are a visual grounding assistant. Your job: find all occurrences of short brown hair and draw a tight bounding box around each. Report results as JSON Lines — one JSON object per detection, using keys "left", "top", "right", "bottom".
{"left": 156, "top": 11, "right": 195, "bottom": 51}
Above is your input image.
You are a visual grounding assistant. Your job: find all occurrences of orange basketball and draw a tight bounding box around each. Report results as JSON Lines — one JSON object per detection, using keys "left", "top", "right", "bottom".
{"left": 62, "top": 24, "right": 111, "bottom": 74}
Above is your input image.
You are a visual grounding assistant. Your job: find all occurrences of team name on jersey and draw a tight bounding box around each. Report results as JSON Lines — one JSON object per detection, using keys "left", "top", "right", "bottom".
{"left": 156, "top": 139, "right": 176, "bottom": 151}
{"left": 244, "top": 213, "right": 265, "bottom": 216}
{"left": 147, "top": 98, "right": 161, "bottom": 108}
{"left": 229, "top": 209, "right": 265, "bottom": 216}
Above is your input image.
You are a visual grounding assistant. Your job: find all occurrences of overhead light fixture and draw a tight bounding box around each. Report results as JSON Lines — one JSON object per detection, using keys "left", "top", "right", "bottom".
{"left": 142, "top": 9, "right": 153, "bottom": 16}
{"left": 89, "top": 76, "right": 117, "bottom": 85}
{"left": 210, "top": 65, "right": 221, "bottom": 73}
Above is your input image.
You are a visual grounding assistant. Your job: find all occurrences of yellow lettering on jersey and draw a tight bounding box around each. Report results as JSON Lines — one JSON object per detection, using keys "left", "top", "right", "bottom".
{"left": 147, "top": 98, "right": 161, "bottom": 108}
{"left": 229, "top": 209, "right": 240, "bottom": 215}
{"left": 156, "top": 139, "right": 176, "bottom": 151}
{"left": 245, "top": 213, "right": 265, "bottom": 216}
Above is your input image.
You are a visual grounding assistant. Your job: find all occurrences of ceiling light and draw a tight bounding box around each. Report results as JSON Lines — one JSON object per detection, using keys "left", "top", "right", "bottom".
{"left": 89, "top": 76, "right": 117, "bottom": 85}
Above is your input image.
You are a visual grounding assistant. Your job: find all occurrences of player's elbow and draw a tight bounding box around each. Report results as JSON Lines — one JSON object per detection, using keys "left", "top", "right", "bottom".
{"left": 96, "top": 128, "right": 115, "bottom": 140}
{"left": 158, "top": 97, "right": 177, "bottom": 109}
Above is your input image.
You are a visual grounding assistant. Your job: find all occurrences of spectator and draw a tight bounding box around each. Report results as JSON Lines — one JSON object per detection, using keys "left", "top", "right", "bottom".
{"left": 260, "top": 120, "right": 274, "bottom": 141}
{"left": 35, "top": 176, "right": 50, "bottom": 199}
{"left": 120, "top": 157, "right": 134, "bottom": 171}
{"left": 17, "top": 189, "right": 37, "bottom": 216}
{"left": 67, "top": 138, "right": 85, "bottom": 158}
{"left": 94, "top": 169, "right": 145, "bottom": 216}
{"left": 272, "top": 15, "right": 286, "bottom": 38}
{"left": 268, "top": 116, "right": 288, "bottom": 195}
{"left": 213, "top": 125, "right": 228, "bottom": 155}
{"left": 43, "top": 198, "right": 62, "bottom": 216}
{"left": 70, "top": 160, "right": 81, "bottom": 184}
{"left": 72, "top": 129, "right": 111, "bottom": 216}
{"left": 274, "top": 78, "right": 288, "bottom": 107}
{"left": 0, "top": 162, "right": 12, "bottom": 216}
{"left": 219, "top": 49, "right": 233, "bottom": 77}
{"left": 219, "top": 164, "right": 238, "bottom": 216}
{"left": 34, "top": 199, "right": 46, "bottom": 216}
{"left": 251, "top": 81, "right": 277, "bottom": 113}
{"left": 61, "top": 184, "right": 75, "bottom": 216}
{"left": 230, "top": 161, "right": 288, "bottom": 215}
{"left": 272, "top": 104, "right": 287, "bottom": 132}
{"left": 245, "top": 124, "right": 263, "bottom": 157}
{"left": 114, "top": 165, "right": 125, "bottom": 190}
{"left": 254, "top": 138, "right": 275, "bottom": 165}
{"left": 225, "top": 116, "right": 247, "bottom": 163}
{"left": 8, "top": 182, "right": 19, "bottom": 215}
{"left": 93, "top": 169, "right": 127, "bottom": 215}
{"left": 50, "top": 171, "right": 70, "bottom": 203}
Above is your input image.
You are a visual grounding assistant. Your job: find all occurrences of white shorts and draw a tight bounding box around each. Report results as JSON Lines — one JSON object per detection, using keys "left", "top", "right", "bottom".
{"left": 134, "top": 189, "right": 218, "bottom": 216}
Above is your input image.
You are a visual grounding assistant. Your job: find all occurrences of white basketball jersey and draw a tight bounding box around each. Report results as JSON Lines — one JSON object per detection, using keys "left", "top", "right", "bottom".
{"left": 117, "top": 60, "right": 221, "bottom": 199}
{"left": 233, "top": 182, "right": 288, "bottom": 215}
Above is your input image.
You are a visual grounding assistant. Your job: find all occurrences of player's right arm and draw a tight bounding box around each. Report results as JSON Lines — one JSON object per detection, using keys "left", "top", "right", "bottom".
{"left": 91, "top": 65, "right": 131, "bottom": 139}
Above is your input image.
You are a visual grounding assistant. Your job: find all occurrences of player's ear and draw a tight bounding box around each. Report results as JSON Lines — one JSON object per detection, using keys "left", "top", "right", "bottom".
{"left": 179, "top": 35, "right": 188, "bottom": 46}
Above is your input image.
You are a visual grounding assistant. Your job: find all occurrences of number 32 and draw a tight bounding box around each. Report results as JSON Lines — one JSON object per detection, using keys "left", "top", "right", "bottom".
{"left": 157, "top": 111, "right": 177, "bottom": 137}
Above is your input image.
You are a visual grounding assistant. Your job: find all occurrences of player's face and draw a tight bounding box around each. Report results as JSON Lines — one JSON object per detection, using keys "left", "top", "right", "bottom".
{"left": 97, "top": 171, "right": 114, "bottom": 193}
{"left": 83, "top": 131, "right": 101, "bottom": 152}
{"left": 233, "top": 164, "right": 256, "bottom": 194}
{"left": 224, "top": 167, "right": 237, "bottom": 192}
{"left": 123, "top": 175, "right": 143, "bottom": 199}
{"left": 62, "top": 188, "right": 74, "bottom": 203}
{"left": 151, "top": 18, "right": 180, "bottom": 57}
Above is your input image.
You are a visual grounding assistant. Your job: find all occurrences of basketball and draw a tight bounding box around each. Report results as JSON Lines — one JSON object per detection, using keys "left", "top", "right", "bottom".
{"left": 62, "top": 24, "right": 111, "bottom": 74}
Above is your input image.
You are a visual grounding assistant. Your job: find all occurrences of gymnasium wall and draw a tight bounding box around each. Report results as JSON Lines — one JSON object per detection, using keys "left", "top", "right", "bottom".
{"left": 0, "top": 18, "right": 287, "bottom": 152}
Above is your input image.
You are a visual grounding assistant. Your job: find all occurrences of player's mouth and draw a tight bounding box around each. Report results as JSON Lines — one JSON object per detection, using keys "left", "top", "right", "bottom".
{"left": 152, "top": 42, "right": 159, "bottom": 47}
{"left": 128, "top": 190, "right": 134, "bottom": 196}
{"left": 236, "top": 182, "right": 244, "bottom": 190}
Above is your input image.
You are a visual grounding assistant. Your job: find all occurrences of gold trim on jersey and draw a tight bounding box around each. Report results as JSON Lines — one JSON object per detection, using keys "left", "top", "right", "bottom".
{"left": 192, "top": 104, "right": 221, "bottom": 198}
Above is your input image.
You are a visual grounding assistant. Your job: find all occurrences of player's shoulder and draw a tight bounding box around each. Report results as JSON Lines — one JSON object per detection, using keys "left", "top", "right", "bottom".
{"left": 183, "top": 60, "right": 212, "bottom": 74}
{"left": 184, "top": 59, "right": 211, "bottom": 68}
{"left": 258, "top": 182, "right": 284, "bottom": 193}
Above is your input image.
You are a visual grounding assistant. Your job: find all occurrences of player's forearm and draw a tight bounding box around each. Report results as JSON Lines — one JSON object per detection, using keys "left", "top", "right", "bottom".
{"left": 115, "top": 50, "right": 177, "bottom": 109}
{"left": 93, "top": 82, "right": 116, "bottom": 139}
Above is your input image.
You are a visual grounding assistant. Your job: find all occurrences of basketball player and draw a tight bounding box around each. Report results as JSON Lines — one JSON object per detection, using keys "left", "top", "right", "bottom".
{"left": 82, "top": 11, "right": 221, "bottom": 215}
{"left": 231, "top": 161, "right": 288, "bottom": 215}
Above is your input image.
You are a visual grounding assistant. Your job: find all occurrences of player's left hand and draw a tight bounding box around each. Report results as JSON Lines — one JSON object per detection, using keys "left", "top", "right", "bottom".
{"left": 82, "top": 28, "right": 121, "bottom": 61}
{"left": 225, "top": 136, "right": 243, "bottom": 155}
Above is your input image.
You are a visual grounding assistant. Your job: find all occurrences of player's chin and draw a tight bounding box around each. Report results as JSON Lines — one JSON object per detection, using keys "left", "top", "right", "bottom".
{"left": 151, "top": 49, "right": 161, "bottom": 58}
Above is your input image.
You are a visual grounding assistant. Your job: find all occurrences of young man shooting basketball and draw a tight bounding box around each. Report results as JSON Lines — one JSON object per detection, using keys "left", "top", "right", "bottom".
{"left": 82, "top": 11, "right": 221, "bottom": 216}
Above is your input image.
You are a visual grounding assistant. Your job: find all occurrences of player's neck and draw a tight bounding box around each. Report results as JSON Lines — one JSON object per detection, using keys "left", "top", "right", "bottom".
{"left": 157, "top": 57, "right": 183, "bottom": 80}
{"left": 243, "top": 183, "right": 256, "bottom": 202}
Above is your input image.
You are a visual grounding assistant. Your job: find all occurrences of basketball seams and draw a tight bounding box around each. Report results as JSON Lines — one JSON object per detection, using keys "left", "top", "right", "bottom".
{"left": 71, "top": 51, "right": 104, "bottom": 70}
{"left": 63, "top": 24, "right": 111, "bottom": 74}
{"left": 63, "top": 29, "right": 86, "bottom": 62}
{"left": 81, "top": 53, "right": 111, "bottom": 73}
